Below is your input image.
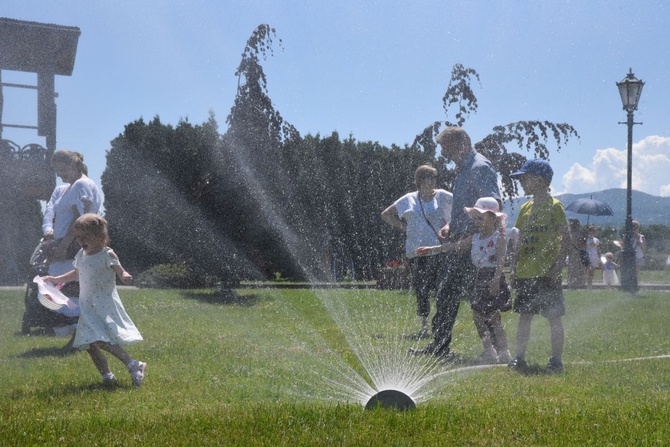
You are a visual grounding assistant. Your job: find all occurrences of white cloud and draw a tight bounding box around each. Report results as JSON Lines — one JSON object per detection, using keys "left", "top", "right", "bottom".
{"left": 561, "top": 135, "right": 670, "bottom": 197}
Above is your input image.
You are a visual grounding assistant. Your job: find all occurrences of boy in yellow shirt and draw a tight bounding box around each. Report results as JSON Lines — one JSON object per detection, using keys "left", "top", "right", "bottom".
{"left": 508, "top": 159, "right": 571, "bottom": 373}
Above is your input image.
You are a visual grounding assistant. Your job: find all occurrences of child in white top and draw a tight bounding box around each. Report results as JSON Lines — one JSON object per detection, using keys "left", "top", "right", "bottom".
{"left": 632, "top": 220, "right": 647, "bottom": 273}
{"left": 585, "top": 225, "right": 601, "bottom": 289}
{"left": 602, "top": 252, "right": 619, "bottom": 288}
{"left": 42, "top": 214, "right": 146, "bottom": 388}
{"left": 417, "top": 197, "right": 512, "bottom": 364}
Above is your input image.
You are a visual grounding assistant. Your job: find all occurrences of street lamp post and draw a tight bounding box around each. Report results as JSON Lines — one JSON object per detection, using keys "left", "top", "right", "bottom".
{"left": 616, "top": 68, "right": 644, "bottom": 293}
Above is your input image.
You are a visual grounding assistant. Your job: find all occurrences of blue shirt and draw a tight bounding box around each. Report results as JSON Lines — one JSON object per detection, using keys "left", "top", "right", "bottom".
{"left": 450, "top": 149, "right": 501, "bottom": 240}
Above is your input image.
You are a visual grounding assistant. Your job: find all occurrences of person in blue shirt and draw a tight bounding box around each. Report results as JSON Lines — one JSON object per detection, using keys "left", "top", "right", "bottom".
{"left": 410, "top": 126, "right": 501, "bottom": 359}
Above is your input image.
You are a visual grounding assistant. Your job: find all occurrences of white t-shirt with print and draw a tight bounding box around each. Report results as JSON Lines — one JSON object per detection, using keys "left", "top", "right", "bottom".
{"left": 394, "top": 189, "right": 453, "bottom": 258}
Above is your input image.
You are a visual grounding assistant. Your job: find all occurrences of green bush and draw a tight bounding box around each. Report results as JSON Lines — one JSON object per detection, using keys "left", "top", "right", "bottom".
{"left": 642, "top": 253, "right": 670, "bottom": 271}
{"left": 136, "top": 263, "right": 218, "bottom": 289}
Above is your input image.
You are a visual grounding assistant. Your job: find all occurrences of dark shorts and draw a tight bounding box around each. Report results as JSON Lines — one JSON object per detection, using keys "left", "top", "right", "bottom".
{"left": 470, "top": 268, "right": 512, "bottom": 314}
{"left": 514, "top": 277, "right": 565, "bottom": 318}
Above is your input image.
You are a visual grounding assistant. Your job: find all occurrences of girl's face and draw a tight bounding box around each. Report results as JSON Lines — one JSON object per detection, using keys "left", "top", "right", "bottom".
{"left": 472, "top": 212, "right": 496, "bottom": 232}
{"left": 75, "top": 229, "right": 105, "bottom": 255}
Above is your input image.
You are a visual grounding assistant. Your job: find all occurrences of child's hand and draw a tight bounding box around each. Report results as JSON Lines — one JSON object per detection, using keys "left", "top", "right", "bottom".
{"left": 120, "top": 271, "right": 133, "bottom": 285}
{"left": 41, "top": 275, "right": 57, "bottom": 284}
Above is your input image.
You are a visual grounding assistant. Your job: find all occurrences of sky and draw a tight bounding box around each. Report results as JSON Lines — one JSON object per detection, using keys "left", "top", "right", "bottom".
{"left": 2, "top": 0, "right": 670, "bottom": 206}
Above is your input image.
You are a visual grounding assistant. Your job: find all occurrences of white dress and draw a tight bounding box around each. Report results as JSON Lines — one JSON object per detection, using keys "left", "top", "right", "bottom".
{"left": 72, "top": 248, "right": 143, "bottom": 350}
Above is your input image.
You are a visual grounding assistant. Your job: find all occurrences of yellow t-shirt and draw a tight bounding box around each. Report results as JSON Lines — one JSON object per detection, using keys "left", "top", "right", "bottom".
{"left": 514, "top": 197, "right": 567, "bottom": 278}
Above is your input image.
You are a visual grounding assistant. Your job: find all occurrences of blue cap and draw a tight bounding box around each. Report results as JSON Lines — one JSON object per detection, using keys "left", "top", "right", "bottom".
{"left": 510, "top": 158, "right": 553, "bottom": 181}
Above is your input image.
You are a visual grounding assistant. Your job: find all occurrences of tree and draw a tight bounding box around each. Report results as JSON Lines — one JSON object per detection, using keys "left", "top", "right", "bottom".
{"left": 102, "top": 116, "right": 253, "bottom": 283}
{"left": 217, "top": 24, "right": 307, "bottom": 280}
{"left": 412, "top": 64, "right": 580, "bottom": 200}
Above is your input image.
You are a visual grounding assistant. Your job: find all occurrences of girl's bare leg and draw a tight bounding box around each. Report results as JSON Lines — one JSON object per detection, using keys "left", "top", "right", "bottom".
{"left": 473, "top": 311, "right": 494, "bottom": 351}
{"left": 87, "top": 343, "right": 111, "bottom": 376}
{"left": 489, "top": 313, "right": 509, "bottom": 353}
{"left": 97, "top": 341, "right": 132, "bottom": 366}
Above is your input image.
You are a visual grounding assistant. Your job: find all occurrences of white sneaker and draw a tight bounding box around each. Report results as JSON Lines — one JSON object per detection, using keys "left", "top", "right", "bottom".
{"left": 497, "top": 350, "right": 512, "bottom": 364}
{"left": 129, "top": 361, "right": 146, "bottom": 388}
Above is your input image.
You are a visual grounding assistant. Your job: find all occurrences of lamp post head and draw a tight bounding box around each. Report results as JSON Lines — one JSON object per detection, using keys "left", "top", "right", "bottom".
{"left": 616, "top": 68, "right": 644, "bottom": 112}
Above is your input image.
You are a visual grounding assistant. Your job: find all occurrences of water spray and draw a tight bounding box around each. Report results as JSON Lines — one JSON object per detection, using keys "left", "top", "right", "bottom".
{"left": 365, "top": 389, "right": 416, "bottom": 410}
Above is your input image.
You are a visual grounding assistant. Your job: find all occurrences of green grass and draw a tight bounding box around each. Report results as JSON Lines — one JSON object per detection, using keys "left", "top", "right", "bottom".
{"left": 2, "top": 286, "right": 670, "bottom": 446}
{"left": 560, "top": 267, "right": 670, "bottom": 285}
{"left": 638, "top": 268, "right": 670, "bottom": 283}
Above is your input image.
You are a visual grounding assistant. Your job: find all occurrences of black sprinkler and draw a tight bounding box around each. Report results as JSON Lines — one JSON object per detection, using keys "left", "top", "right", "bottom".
{"left": 365, "top": 389, "right": 416, "bottom": 410}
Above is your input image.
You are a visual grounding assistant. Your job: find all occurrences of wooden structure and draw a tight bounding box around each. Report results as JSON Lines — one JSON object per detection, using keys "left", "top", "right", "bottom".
{"left": 0, "top": 18, "right": 80, "bottom": 285}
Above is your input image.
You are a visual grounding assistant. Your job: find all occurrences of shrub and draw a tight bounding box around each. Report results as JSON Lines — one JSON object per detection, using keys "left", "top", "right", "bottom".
{"left": 136, "top": 263, "right": 219, "bottom": 289}
{"left": 642, "top": 253, "right": 670, "bottom": 271}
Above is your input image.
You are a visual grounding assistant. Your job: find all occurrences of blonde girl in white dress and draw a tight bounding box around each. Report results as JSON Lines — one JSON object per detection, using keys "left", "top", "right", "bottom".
{"left": 42, "top": 214, "right": 146, "bottom": 387}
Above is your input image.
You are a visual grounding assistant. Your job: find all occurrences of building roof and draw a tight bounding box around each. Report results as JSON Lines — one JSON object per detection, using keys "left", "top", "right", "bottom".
{"left": 0, "top": 17, "right": 81, "bottom": 75}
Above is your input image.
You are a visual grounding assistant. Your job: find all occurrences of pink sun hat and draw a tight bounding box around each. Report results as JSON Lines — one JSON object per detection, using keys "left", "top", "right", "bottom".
{"left": 464, "top": 197, "right": 506, "bottom": 219}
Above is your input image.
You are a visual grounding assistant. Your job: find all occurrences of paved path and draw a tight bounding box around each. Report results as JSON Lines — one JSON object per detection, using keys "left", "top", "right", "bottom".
{"left": 3, "top": 283, "right": 670, "bottom": 291}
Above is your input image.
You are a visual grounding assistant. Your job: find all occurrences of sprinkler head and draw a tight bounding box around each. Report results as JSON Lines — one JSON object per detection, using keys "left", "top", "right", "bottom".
{"left": 365, "top": 389, "right": 416, "bottom": 410}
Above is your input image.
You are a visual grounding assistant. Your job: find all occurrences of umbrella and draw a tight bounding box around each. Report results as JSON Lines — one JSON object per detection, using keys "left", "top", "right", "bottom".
{"left": 565, "top": 197, "right": 613, "bottom": 224}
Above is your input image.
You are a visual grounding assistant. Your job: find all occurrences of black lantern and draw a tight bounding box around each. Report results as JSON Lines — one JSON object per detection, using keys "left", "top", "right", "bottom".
{"left": 616, "top": 69, "right": 644, "bottom": 293}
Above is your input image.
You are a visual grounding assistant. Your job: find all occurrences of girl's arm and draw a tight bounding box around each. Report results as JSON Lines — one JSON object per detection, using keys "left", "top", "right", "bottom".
{"left": 416, "top": 236, "right": 471, "bottom": 256}
{"left": 494, "top": 233, "right": 507, "bottom": 275}
{"left": 489, "top": 233, "right": 507, "bottom": 295}
{"left": 42, "top": 269, "right": 79, "bottom": 284}
{"left": 109, "top": 250, "right": 133, "bottom": 285}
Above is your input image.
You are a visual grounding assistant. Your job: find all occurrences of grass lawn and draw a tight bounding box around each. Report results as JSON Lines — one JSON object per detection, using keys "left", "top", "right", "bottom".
{"left": 2, "top": 286, "right": 670, "bottom": 446}
{"left": 638, "top": 268, "right": 670, "bottom": 283}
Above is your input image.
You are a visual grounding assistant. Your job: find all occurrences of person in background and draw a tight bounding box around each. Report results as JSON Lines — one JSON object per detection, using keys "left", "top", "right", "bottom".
{"left": 631, "top": 220, "right": 647, "bottom": 275}
{"left": 507, "top": 159, "right": 570, "bottom": 374}
{"left": 48, "top": 150, "right": 102, "bottom": 278}
{"left": 567, "top": 219, "right": 588, "bottom": 289}
{"left": 382, "top": 165, "right": 453, "bottom": 338}
{"left": 585, "top": 225, "right": 601, "bottom": 290}
{"left": 30, "top": 151, "right": 101, "bottom": 345}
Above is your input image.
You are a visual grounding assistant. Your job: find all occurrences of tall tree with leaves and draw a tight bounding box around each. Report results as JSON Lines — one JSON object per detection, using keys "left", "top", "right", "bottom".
{"left": 217, "top": 24, "right": 307, "bottom": 279}
{"left": 413, "top": 63, "right": 580, "bottom": 200}
{"left": 102, "top": 116, "right": 253, "bottom": 283}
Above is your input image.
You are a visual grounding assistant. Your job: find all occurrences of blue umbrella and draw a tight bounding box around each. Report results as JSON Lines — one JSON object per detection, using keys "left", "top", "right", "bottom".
{"left": 565, "top": 197, "right": 613, "bottom": 224}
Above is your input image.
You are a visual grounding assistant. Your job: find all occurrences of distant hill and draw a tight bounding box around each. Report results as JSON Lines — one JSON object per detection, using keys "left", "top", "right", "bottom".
{"left": 503, "top": 188, "right": 670, "bottom": 228}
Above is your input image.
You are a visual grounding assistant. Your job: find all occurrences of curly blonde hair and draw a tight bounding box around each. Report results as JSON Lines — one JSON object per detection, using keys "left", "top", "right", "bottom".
{"left": 73, "top": 213, "right": 109, "bottom": 245}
